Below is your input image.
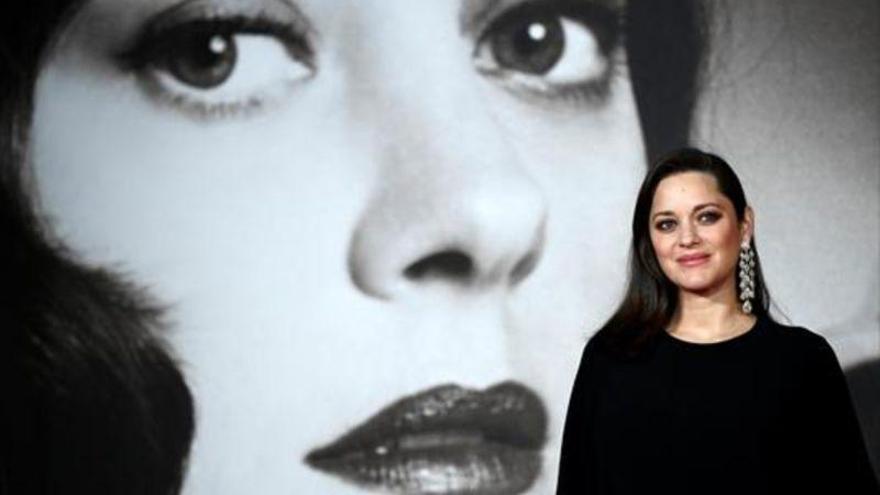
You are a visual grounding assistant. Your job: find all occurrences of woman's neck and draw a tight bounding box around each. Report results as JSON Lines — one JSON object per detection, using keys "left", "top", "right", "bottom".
{"left": 668, "top": 283, "right": 756, "bottom": 343}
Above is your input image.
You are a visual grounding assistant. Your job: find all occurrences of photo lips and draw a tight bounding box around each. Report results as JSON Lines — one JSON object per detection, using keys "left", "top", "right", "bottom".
{"left": 305, "top": 381, "right": 547, "bottom": 494}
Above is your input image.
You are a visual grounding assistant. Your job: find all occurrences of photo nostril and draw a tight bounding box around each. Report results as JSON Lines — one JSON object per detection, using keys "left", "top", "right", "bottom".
{"left": 510, "top": 250, "right": 539, "bottom": 286}
{"left": 404, "top": 250, "right": 474, "bottom": 282}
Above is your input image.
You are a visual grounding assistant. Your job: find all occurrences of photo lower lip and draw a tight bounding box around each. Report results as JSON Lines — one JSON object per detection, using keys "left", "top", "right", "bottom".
{"left": 306, "top": 382, "right": 547, "bottom": 494}
{"left": 678, "top": 255, "right": 709, "bottom": 267}
{"left": 307, "top": 437, "right": 541, "bottom": 494}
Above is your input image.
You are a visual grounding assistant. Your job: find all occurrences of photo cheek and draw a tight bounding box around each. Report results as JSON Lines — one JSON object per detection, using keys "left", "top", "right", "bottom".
{"left": 485, "top": 66, "right": 644, "bottom": 493}
{"left": 32, "top": 30, "right": 396, "bottom": 487}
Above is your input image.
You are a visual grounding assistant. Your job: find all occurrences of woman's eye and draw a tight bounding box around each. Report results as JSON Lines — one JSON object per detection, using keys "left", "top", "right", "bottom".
{"left": 655, "top": 219, "right": 677, "bottom": 232}
{"left": 697, "top": 211, "right": 721, "bottom": 224}
{"left": 473, "top": 3, "right": 620, "bottom": 101}
{"left": 123, "top": 18, "right": 314, "bottom": 119}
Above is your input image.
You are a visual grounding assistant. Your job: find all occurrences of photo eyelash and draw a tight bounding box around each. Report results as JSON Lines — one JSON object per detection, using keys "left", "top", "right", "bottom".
{"left": 474, "top": 0, "right": 625, "bottom": 104}
{"left": 111, "top": 4, "right": 317, "bottom": 121}
{"left": 117, "top": 14, "right": 313, "bottom": 72}
{"left": 138, "top": 78, "right": 268, "bottom": 121}
{"left": 474, "top": 0, "right": 625, "bottom": 49}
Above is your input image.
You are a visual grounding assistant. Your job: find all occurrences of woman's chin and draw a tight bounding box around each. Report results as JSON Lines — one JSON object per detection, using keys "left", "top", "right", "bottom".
{"left": 675, "top": 277, "right": 726, "bottom": 297}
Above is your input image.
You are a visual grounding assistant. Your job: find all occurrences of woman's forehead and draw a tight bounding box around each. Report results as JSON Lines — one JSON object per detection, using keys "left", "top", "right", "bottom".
{"left": 652, "top": 172, "right": 728, "bottom": 210}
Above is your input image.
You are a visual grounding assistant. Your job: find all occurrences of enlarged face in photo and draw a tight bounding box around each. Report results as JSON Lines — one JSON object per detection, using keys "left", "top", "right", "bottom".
{"left": 30, "top": 0, "right": 644, "bottom": 492}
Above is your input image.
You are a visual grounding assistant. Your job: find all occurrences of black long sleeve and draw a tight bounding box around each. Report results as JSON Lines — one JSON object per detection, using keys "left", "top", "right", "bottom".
{"left": 556, "top": 317, "right": 879, "bottom": 494}
{"left": 556, "top": 339, "right": 596, "bottom": 494}
{"left": 802, "top": 337, "right": 878, "bottom": 494}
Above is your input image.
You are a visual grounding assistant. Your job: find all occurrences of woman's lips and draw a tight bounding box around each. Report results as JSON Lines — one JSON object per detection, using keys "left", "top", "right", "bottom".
{"left": 677, "top": 253, "right": 710, "bottom": 267}
{"left": 305, "top": 381, "right": 547, "bottom": 494}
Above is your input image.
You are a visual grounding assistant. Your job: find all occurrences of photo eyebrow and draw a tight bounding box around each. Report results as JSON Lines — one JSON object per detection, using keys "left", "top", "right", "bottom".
{"left": 458, "top": 0, "right": 625, "bottom": 37}
{"left": 142, "top": 0, "right": 316, "bottom": 36}
{"left": 458, "top": 0, "right": 513, "bottom": 37}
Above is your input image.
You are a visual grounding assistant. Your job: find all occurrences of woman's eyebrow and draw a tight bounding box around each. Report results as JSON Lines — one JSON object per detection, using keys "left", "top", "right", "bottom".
{"left": 651, "top": 210, "right": 675, "bottom": 220}
{"left": 693, "top": 202, "right": 721, "bottom": 212}
{"left": 458, "top": 0, "right": 626, "bottom": 37}
{"left": 651, "top": 203, "right": 721, "bottom": 220}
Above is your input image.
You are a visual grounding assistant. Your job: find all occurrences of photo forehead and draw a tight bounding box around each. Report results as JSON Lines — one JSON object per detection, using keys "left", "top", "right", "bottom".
{"left": 57, "top": 0, "right": 307, "bottom": 51}
{"left": 67, "top": 0, "right": 629, "bottom": 35}
{"left": 460, "top": 0, "right": 627, "bottom": 32}
{"left": 47, "top": 0, "right": 633, "bottom": 76}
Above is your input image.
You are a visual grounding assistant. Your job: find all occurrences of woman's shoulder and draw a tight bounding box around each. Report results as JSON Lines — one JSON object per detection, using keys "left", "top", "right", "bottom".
{"left": 760, "top": 316, "right": 839, "bottom": 365}
{"left": 763, "top": 316, "right": 825, "bottom": 344}
{"left": 584, "top": 326, "right": 660, "bottom": 366}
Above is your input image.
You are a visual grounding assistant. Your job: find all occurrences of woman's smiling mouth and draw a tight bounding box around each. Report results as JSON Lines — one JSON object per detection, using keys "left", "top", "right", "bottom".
{"left": 305, "top": 381, "right": 547, "bottom": 494}
{"left": 676, "top": 253, "right": 711, "bottom": 267}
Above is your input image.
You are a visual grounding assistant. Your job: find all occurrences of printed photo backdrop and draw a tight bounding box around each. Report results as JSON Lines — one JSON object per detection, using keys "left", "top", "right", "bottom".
{"left": 6, "top": 0, "right": 877, "bottom": 493}
{"left": 695, "top": 0, "right": 879, "bottom": 479}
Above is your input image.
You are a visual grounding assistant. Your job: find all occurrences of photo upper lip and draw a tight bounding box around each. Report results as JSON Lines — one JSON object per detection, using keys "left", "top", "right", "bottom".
{"left": 305, "top": 381, "right": 547, "bottom": 494}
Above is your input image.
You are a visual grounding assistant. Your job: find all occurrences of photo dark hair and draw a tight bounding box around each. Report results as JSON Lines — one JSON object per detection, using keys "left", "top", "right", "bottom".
{"left": 0, "top": 0, "right": 705, "bottom": 492}
{"left": 596, "top": 148, "right": 774, "bottom": 358}
{"left": 626, "top": 0, "right": 706, "bottom": 161}
{"left": 1, "top": 2, "right": 194, "bottom": 494}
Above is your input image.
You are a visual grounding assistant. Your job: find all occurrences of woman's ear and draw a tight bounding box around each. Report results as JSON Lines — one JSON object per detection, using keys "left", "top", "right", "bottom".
{"left": 741, "top": 206, "right": 755, "bottom": 245}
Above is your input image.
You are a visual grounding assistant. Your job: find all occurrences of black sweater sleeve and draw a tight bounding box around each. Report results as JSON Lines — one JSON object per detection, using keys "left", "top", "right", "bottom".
{"left": 556, "top": 339, "right": 597, "bottom": 494}
{"left": 806, "top": 337, "right": 879, "bottom": 494}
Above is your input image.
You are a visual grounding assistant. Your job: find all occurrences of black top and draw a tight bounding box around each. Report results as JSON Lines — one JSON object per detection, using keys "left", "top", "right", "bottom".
{"left": 556, "top": 316, "right": 879, "bottom": 494}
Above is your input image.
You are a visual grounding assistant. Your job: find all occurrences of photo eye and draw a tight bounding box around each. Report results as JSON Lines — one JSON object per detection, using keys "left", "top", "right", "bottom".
{"left": 123, "top": 18, "right": 314, "bottom": 118}
{"left": 473, "top": 2, "right": 621, "bottom": 100}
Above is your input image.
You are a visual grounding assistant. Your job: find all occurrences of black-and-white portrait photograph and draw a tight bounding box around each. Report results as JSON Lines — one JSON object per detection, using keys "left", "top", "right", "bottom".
{"left": 3, "top": 0, "right": 877, "bottom": 494}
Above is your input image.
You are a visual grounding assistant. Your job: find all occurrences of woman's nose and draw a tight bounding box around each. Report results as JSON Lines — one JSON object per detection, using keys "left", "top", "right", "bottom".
{"left": 346, "top": 75, "right": 546, "bottom": 301}
{"left": 678, "top": 221, "right": 701, "bottom": 247}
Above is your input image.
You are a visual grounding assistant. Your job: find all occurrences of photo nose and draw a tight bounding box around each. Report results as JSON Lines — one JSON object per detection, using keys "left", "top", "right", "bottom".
{"left": 346, "top": 90, "right": 547, "bottom": 301}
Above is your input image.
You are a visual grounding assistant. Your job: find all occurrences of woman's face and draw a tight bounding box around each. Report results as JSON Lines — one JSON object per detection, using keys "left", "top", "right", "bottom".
{"left": 30, "top": 0, "right": 643, "bottom": 492}
{"left": 649, "top": 171, "right": 750, "bottom": 297}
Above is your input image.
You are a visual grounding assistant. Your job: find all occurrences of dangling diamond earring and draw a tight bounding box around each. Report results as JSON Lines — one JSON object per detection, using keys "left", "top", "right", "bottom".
{"left": 738, "top": 242, "right": 755, "bottom": 314}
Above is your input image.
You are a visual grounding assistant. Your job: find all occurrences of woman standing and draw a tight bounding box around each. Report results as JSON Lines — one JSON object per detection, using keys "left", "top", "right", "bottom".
{"left": 557, "top": 148, "right": 879, "bottom": 494}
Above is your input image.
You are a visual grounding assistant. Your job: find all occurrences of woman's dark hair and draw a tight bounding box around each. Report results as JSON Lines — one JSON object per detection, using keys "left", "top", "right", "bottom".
{"left": 596, "top": 148, "right": 774, "bottom": 358}
{"left": 0, "top": 0, "right": 706, "bottom": 492}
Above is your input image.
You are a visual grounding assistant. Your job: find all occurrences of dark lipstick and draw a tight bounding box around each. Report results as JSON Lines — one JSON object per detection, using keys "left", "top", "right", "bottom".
{"left": 305, "top": 381, "right": 547, "bottom": 494}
